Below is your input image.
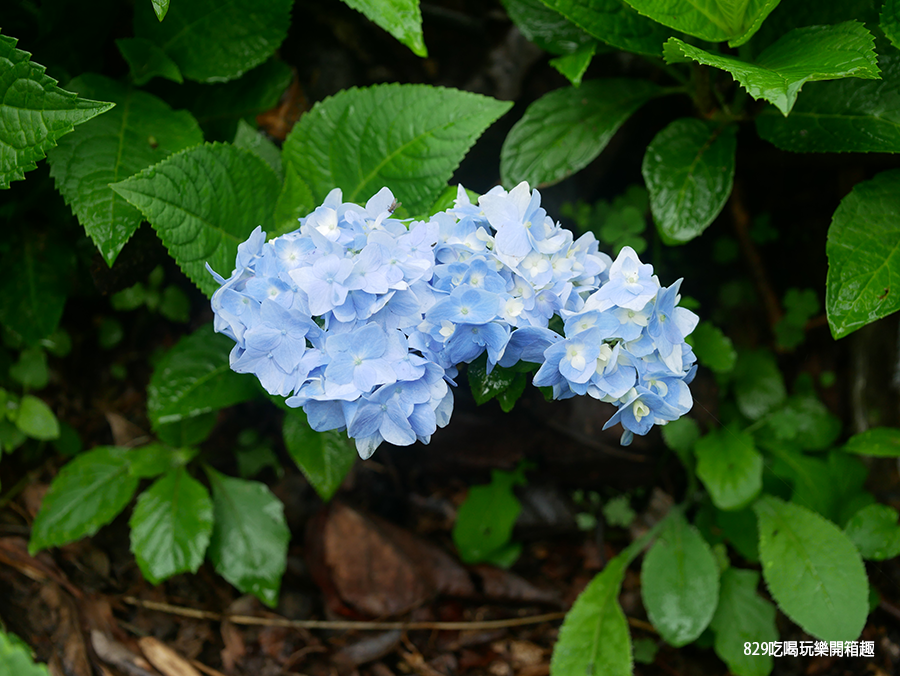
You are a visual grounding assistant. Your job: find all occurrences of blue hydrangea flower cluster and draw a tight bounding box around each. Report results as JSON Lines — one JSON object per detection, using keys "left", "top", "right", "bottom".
{"left": 209, "top": 182, "right": 698, "bottom": 457}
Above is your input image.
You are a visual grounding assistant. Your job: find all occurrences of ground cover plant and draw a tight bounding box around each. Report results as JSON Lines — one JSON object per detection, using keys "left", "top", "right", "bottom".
{"left": 2, "top": 0, "right": 900, "bottom": 675}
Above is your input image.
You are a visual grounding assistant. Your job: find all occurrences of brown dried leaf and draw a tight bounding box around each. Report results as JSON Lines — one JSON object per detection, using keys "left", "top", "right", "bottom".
{"left": 139, "top": 637, "right": 202, "bottom": 676}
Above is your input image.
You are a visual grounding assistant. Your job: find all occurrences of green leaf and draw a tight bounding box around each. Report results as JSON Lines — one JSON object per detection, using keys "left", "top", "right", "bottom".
{"left": 762, "top": 395, "right": 841, "bottom": 451}
{"left": 501, "top": 79, "right": 662, "bottom": 187}
{"left": 15, "top": 395, "right": 60, "bottom": 441}
{"left": 48, "top": 74, "right": 203, "bottom": 266}
{"left": 715, "top": 507, "right": 759, "bottom": 562}
{"left": 550, "top": 555, "right": 632, "bottom": 676}
{"left": 233, "top": 120, "right": 283, "bottom": 181}
{"left": 643, "top": 119, "right": 736, "bottom": 245}
{"left": 844, "top": 427, "right": 900, "bottom": 457}
{"left": 709, "top": 569, "right": 777, "bottom": 676}
{"left": 641, "top": 511, "right": 719, "bottom": 646}
{"left": 205, "top": 468, "right": 290, "bottom": 607}
{"left": 152, "top": 0, "right": 171, "bottom": 21}
{"left": 156, "top": 413, "right": 218, "bottom": 448}
{"left": 497, "top": 373, "right": 527, "bottom": 412}
{"left": 844, "top": 503, "right": 900, "bottom": 560}
{"left": 30, "top": 446, "right": 139, "bottom": 553}
{"left": 283, "top": 84, "right": 511, "bottom": 217}
{"left": 129, "top": 444, "right": 198, "bottom": 479}
{"left": 686, "top": 321, "right": 736, "bottom": 373}
{"left": 661, "top": 416, "right": 700, "bottom": 468}
{"left": 622, "top": 0, "right": 782, "bottom": 46}
{"left": 754, "top": 496, "right": 868, "bottom": 641}
{"left": 147, "top": 325, "right": 259, "bottom": 431}
{"left": 272, "top": 164, "right": 315, "bottom": 236}
{"left": 340, "top": 0, "right": 426, "bottom": 57}
{"left": 539, "top": 0, "right": 674, "bottom": 56}
{"left": 695, "top": 428, "right": 763, "bottom": 510}
{"left": 826, "top": 169, "right": 900, "bottom": 339}
{"left": 0, "top": 630, "right": 49, "bottom": 676}
{"left": 134, "top": 0, "right": 292, "bottom": 83}
{"left": 159, "top": 285, "right": 191, "bottom": 323}
{"left": 757, "top": 52, "right": 900, "bottom": 154}
{"left": 664, "top": 22, "right": 880, "bottom": 116}
{"left": 773, "top": 288, "right": 818, "bottom": 349}
{"left": 732, "top": 349, "right": 786, "bottom": 420}
{"left": 0, "top": 32, "right": 114, "bottom": 188}
{"left": 452, "top": 464, "right": 527, "bottom": 565}
{"left": 883, "top": 0, "right": 900, "bottom": 52}
{"left": 129, "top": 468, "right": 214, "bottom": 583}
{"left": 282, "top": 409, "right": 356, "bottom": 502}
{"left": 502, "top": 0, "right": 596, "bottom": 55}
{"left": 10, "top": 348, "right": 49, "bottom": 390}
{"left": 467, "top": 356, "right": 520, "bottom": 406}
{"left": 550, "top": 43, "right": 597, "bottom": 86}
{"left": 765, "top": 443, "right": 836, "bottom": 520}
{"left": 110, "top": 143, "right": 281, "bottom": 296}
{"left": 116, "top": 38, "right": 183, "bottom": 86}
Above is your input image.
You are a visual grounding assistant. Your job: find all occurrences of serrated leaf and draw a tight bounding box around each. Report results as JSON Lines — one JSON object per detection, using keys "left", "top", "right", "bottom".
{"left": 732, "top": 349, "right": 786, "bottom": 420}
{"left": 757, "top": 52, "right": 900, "bottom": 154}
{"left": 642, "top": 511, "right": 719, "bottom": 646}
{"left": 283, "top": 84, "right": 511, "bottom": 216}
{"left": 696, "top": 428, "right": 763, "bottom": 511}
{"left": 844, "top": 503, "right": 900, "bottom": 560}
{"left": 205, "top": 468, "right": 290, "bottom": 607}
{"left": 272, "top": 164, "right": 315, "bottom": 236}
{"left": 539, "top": 0, "right": 674, "bottom": 56}
{"left": 452, "top": 465, "right": 526, "bottom": 565}
{"left": 233, "top": 119, "right": 282, "bottom": 181}
{"left": 550, "top": 555, "right": 632, "bottom": 676}
{"left": 709, "top": 569, "right": 777, "bottom": 676}
{"left": 110, "top": 143, "right": 281, "bottom": 296}
{"left": 0, "top": 32, "right": 114, "bottom": 188}
{"left": 754, "top": 496, "right": 868, "bottom": 641}
{"left": 0, "top": 630, "right": 49, "bottom": 676}
{"left": 152, "top": 0, "right": 170, "bottom": 21}
{"left": 643, "top": 119, "right": 736, "bottom": 245}
{"left": 502, "top": 0, "right": 596, "bottom": 55}
{"left": 501, "top": 79, "right": 662, "bottom": 187}
{"left": 116, "top": 38, "right": 183, "bottom": 86}
{"left": 753, "top": 0, "right": 879, "bottom": 51}
{"left": 134, "top": 0, "right": 292, "bottom": 83}
{"left": 883, "top": 0, "right": 900, "bottom": 51}
{"left": 826, "top": 169, "right": 900, "bottom": 339}
{"left": 686, "top": 321, "right": 736, "bottom": 373}
{"left": 15, "top": 395, "right": 59, "bottom": 441}
{"left": 129, "top": 444, "right": 198, "bottom": 479}
{"left": 283, "top": 409, "right": 356, "bottom": 502}
{"left": 340, "top": 0, "right": 426, "bottom": 57}
{"left": 844, "top": 427, "right": 900, "bottom": 456}
{"left": 129, "top": 468, "right": 214, "bottom": 583}
{"left": 550, "top": 43, "right": 597, "bottom": 86}
{"left": 147, "top": 325, "right": 259, "bottom": 431}
{"left": 30, "top": 446, "right": 139, "bottom": 553}
{"left": 763, "top": 395, "right": 841, "bottom": 451}
{"left": 664, "top": 22, "right": 880, "bottom": 116}
{"left": 623, "top": 0, "right": 782, "bottom": 46}
{"left": 48, "top": 74, "right": 202, "bottom": 266}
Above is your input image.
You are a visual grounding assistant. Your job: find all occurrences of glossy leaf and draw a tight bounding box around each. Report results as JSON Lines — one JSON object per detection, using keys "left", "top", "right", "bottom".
{"left": 501, "top": 79, "right": 662, "bottom": 187}
{"left": 502, "top": 0, "right": 595, "bottom": 55}
{"left": 622, "top": 0, "right": 782, "bottom": 46}
{"left": 695, "top": 428, "right": 763, "bottom": 510}
{"left": 283, "top": 84, "right": 511, "bottom": 216}
{"left": 340, "top": 0, "right": 426, "bottom": 57}
{"left": 844, "top": 504, "right": 900, "bottom": 560}
{"left": 0, "top": 33, "right": 113, "bottom": 188}
{"left": 664, "top": 22, "right": 880, "bottom": 115}
{"left": 233, "top": 120, "right": 283, "bottom": 181}
{"left": 116, "top": 38, "right": 183, "bottom": 85}
{"left": 754, "top": 496, "right": 868, "bottom": 641}
{"left": 826, "top": 169, "right": 900, "bottom": 339}
{"left": 147, "top": 325, "right": 259, "bottom": 430}
{"left": 468, "top": 357, "right": 520, "bottom": 406}
{"left": 128, "top": 444, "right": 198, "bottom": 479}
{"left": 550, "top": 555, "right": 632, "bottom": 676}
{"left": 641, "top": 511, "right": 719, "bottom": 646}
{"left": 30, "top": 446, "right": 139, "bottom": 553}
{"left": 709, "top": 569, "right": 777, "bottom": 676}
{"left": 206, "top": 468, "right": 290, "bottom": 607}
{"left": 732, "top": 349, "right": 786, "bottom": 420}
{"left": 550, "top": 43, "right": 597, "bottom": 86}
{"left": 686, "top": 321, "right": 736, "bottom": 373}
{"left": 48, "top": 74, "right": 203, "bottom": 266}
{"left": 155, "top": 413, "right": 218, "bottom": 449}
{"left": 152, "top": 0, "right": 170, "bottom": 21}
{"left": 110, "top": 143, "right": 281, "bottom": 296}
{"left": 283, "top": 409, "right": 356, "bottom": 502}
{"left": 883, "top": 0, "right": 900, "bottom": 51}
{"left": 643, "top": 119, "right": 736, "bottom": 245}
{"left": 129, "top": 468, "right": 214, "bottom": 583}
{"left": 134, "top": 0, "right": 292, "bottom": 83}
{"left": 272, "top": 165, "right": 316, "bottom": 236}
{"left": 15, "top": 395, "right": 60, "bottom": 441}
{"left": 843, "top": 427, "right": 900, "bottom": 457}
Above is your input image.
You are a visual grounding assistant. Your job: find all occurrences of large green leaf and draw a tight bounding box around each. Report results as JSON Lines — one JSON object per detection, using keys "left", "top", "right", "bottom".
{"left": 709, "top": 569, "right": 777, "bottom": 676}
{"left": 883, "top": 0, "right": 900, "bottom": 52}
{"left": 30, "top": 446, "right": 139, "bottom": 553}
{"left": 765, "top": 443, "right": 836, "bottom": 520}
{"left": 48, "top": 74, "right": 202, "bottom": 266}
{"left": 539, "top": 0, "right": 674, "bottom": 56}
{"left": 695, "top": 428, "right": 763, "bottom": 511}
{"left": 0, "top": 630, "right": 49, "bottom": 676}
{"left": 502, "top": 0, "right": 595, "bottom": 55}
{"left": 501, "top": 79, "right": 662, "bottom": 187}
{"left": 550, "top": 555, "right": 632, "bottom": 676}
{"left": 134, "top": 0, "right": 292, "bottom": 83}
{"left": 340, "top": 0, "right": 426, "bottom": 57}
{"left": 115, "top": 38, "right": 183, "bottom": 86}
{"left": 282, "top": 84, "right": 511, "bottom": 216}
{"left": 664, "top": 22, "right": 880, "bottom": 116}
{"left": 110, "top": 143, "right": 281, "bottom": 297}
{"left": 732, "top": 349, "right": 786, "bottom": 420}
{"left": 754, "top": 496, "right": 868, "bottom": 641}
{"left": 205, "top": 468, "right": 290, "bottom": 607}
{"left": 843, "top": 427, "right": 900, "bottom": 457}
{"left": 129, "top": 468, "right": 214, "bottom": 583}
{"left": 622, "top": 0, "right": 781, "bottom": 46}
{"left": 826, "top": 169, "right": 900, "bottom": 339}
{"left": 147, "top": 325, "right": 259, "bottom": 431}
{"left": 844, "top": 503, "right": 900, "bottom": 561}
{"left": 757, "top": 52, "right": 900, "bottom": 154}
{"left": 0, "top": 33, "right": 113, "bottom": 188}
{"left": 642, "top": 118, "right": 735, "bottom": 245}
{"left": 233, "top": 120, "right": 282, "bottom": 181}
{"left": 282, "top": 409, "right": 356, "bottom": 502}
{"left": 641, "top": 511, "right": 719, "bottom": 646}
